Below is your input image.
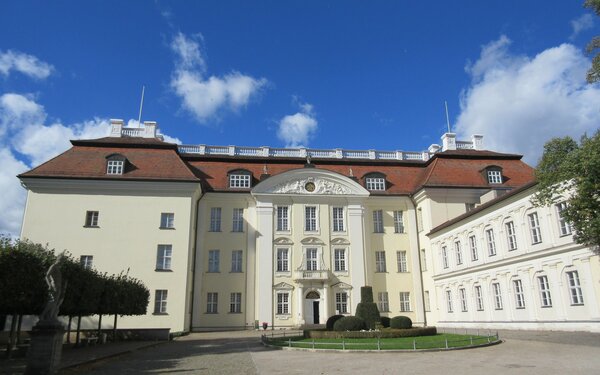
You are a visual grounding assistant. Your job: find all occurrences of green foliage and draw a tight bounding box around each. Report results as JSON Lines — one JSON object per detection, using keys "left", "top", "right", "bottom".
{"left": 326, "top": 315, "right": 344, "bottom": 331}
{"left": 533, "top": 131, "right": 600, "bottom": 253}
{"left": 585, "top": 0, "right": 600, "bottom": 82}
{"left": 355, "top": 286, "right": 380, "bottom": 330}
{"left": 333, "top": 316, "right": 365, "bottom": 331}
{"left": 380, "top": 316, "right": 391, "bottom": 328}
{"left": 390, "top": 316, "right": 413, "bottom": 329}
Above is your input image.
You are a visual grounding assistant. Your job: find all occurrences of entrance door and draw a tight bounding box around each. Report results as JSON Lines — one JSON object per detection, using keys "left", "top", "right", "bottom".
{"left": 304, "top": 290, "right": 320, "bottom": 324}
{"left": 313, "top": 301, "right": 320, "bottom": 324}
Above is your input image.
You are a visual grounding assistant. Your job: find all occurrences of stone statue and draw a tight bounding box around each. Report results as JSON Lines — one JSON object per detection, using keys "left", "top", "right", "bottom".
{"left": 40, "top": 252, "right": 68, "bottom": 323}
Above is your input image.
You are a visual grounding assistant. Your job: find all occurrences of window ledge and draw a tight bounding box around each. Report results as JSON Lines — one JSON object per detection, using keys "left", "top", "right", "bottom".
{"left": 516, "top": 307, "right": 526, "bottom": 310}
{"left": 206, "top": 271, "right": 220, "bottom": 274}
{"left": 152, "top": 312, "right": 168, "bottom": 316}
{"left": 83, "top": 225, "right": 100, "bottom": 228}
{"left": 541, "top": 305, "right": 553, "bottom": 308}
{"left": 570, "top": 303, "right": 585, "bottom": 306}
{"left": 155, "top": 269, "right": 173, "bottom": 272}
{"left": 229, "top": 271, "right": 244, "bottom": 274}
{"left": 205, "top": 312, "right": 218, "bottom": 314}
{"left": 159, "top": 227, "right": 176, "bottom": 230}
{"left": 228, "top": 312, "right": 243, "bottom": 314}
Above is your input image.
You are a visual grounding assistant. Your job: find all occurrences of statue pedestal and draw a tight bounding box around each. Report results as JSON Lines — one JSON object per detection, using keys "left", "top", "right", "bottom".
{"left": 25, "top": 320, "right": 65, "bottom": 375}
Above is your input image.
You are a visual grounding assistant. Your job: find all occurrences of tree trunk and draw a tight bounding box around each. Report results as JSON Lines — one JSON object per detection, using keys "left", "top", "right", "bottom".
{"left": 6, "top": 314, "right": 17, "bottom": 359}
{"left": 113, "top": 314, "right": 118, "bottom": 342}
{"left": 75, "top": 315, "right": 82, "bottom": 346}
{"left": 16, "top": 315, "right": 23, "bottom": 345}
{"left": 97, "top": 314, "right": 103, "bottom": 337}
{"left": 66, "top": 316, "right": 72, "bottom": 344}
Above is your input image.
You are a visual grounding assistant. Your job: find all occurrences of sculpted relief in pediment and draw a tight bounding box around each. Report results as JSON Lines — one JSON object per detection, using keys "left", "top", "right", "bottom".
{"left": 270, "top": 178, "right": 351, "bottom": 195}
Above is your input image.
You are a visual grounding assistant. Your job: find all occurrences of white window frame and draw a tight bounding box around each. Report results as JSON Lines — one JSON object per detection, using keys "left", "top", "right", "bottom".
{"left": 107, "top": 160, "right": 124, "bottom": 175}
{"left": 486, "top": 228, "right": 496, "bottom": 256}
{"left": 492, "top": 282, "right": 503, "bottom": 310}
{"left": 378, "top": 292, "right": 389, "bottom": 312}
{"left": 393, "top": 210, "right": 404, "bottom": 233}
{"left": 209, "top": 207, "right": 222, "bottom": 232}
{"left": 207, "top": 292, "right": 218, "bottom": 313}
{"left": 208, "top": 250, "right": 220, "bottom": 273}
{"left": 469, "top": 235, "right": 478, "bottom": 261}
{"left": 156, "top": 244, "right": 172, "bottom": 271}
{"left": 232, "top": 208, "right": 244, "bottom": 232}
{"left": 505, "top": 221, "right": 517, "bottom": 251}
{"left": 154, "top": 290, "right": 168, "bottom": 314}
{"left": 160, "top": 212, "right": 175, "bottom": 229}
{"left": 304, "top": 205, "right": 318, "bottom": 232}
{"left": 85, "top": 210, "right": 99, "bottom": 227}
{"left": 276, "top": 205, "right": 290, "bottom": 232}
{"left": 421, "top": 249, "right": 427, "bottom": 271}
{"left": 277, "top": 292, "right": 290, "bottom": 315}
{"left": 336, "top": 292, "right": 349, "bottom": 314}
{"left": 424, "top": 290, "right": 431, "bottom": 312}
{"left": 455, "top": 240, "right": 463, "bottom": 265}
{"left": 487, "top": 170, "right": 502, "bottom": 184}
{"left": 366, "top": 177, "right": 385, "bottom": 191}
{"left": 375, "top": 251, "right": 387, "bottom": 272}
{"left": 306, "top": 247, "right": 319, "bottom": 271}
{"left": 528, "top": 212, "right": 542, "bottom": 244}
{"left": 399, "top": 292, "right": 411, "bottom": 312}
{"left": 230, "top": 292, "right": 242, "bottom": 313}
{"left": 538, "top": 275, "right": 553, "bottom": 307}
{"left": 80, "top": 255, "right": 93, "bottom": 269}
{"left": 276, "top": 248, "right": 289, "bottom": 272}
{"left": 332, "top": 207, "right": 345, "bottom": 232}
{"left": 333, "top": 248, "right": 347, "bottom": 272}
{"left": 229, "top": 173, "right": 251, "bottom": 188}
{"left": 566, "top": 270, "right": 584, "bottom": 305}
{"left": 556, "top": 202, "right": 572, "bottom": 236}
{"left": 459, "top": 288, "right": 468, "bottom": 312}
{"left": 373, "top": 210, "right": 384, "bottom": 233}
{"left": 396, "top": 250, "right": 407, "bottom": 273}
{"left": 475, "top": 285, "right": 484, "bottom": 311}
{"left": 231, "top": 250, "right": 243, "bottom": 272}
{"left": 513, "top": 279, "right": 525, "bottom": 309}
{"left": 442, "top": 246, "right": 449, "bottom": 269}
{"left": 446, "top": 290, "right": 453, "bottom": 313}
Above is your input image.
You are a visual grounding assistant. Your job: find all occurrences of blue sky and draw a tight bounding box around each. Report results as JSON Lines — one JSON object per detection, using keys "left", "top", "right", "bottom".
{"left": 1, "top": 1, "right": 599, "bottom": 235}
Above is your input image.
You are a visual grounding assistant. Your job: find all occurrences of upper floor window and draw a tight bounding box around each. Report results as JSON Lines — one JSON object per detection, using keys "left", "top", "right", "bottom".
{"left": 486, "top": 228, "right": 496, "bottom": 256}
{"left": 373, "top": 210, "right": 384, "bottom": 233}
{"left": 441, "top": 246, "right": 449, "bottom": 269}
{"left": 232, "top": 208, "right": 244, "bottom": 232}
{"left": 160, "top": 213, "right": 174, "bottom": 229}
{"left": 486, "top": 167, "right": 503, "bottom": 184}
{"left": 505, "top": 221, "right": 517, "bottom": 251}
{"left": 375, "top": 251, "right": 387, "bottom": 272}
{"left": 334, "top": 248, "right": 347, "bottom": 272}
{"left": 455, "top": 241, "right": 463, "bottom": 265}
{"left": 276, "top": 206, "right": 290, "bottom": 232}
{"left": 156, "top": 245, "right": 172, "bottom": 271}
{"left": 231, "top": 250, "right": 243, "bottom": 272}
{"left": 106, "top": 154, "right": 126, "bottom": 175}
{"left": 528, "top": 212, "right": 542, "bottom": 244}
{"left": 469, "top": 235, "right": 478, "bottom": 261}
{"left": 306, "top": 248, "right": 319, "bottom": 270}
{"left": 85, "top": 211, "right": 99, "bottom": 227}
{"left": 556, "top": 202, "right": 572, "bottom": 236}
{"left": 209, "top": 207, "right": 221, "bottom": 232}
{"left": 208, "top": 249, "right": 220, "bottom": 272}
{"left": 393, "top": 210, "right": 404, "bottom": 233}
{"left": 228, "top": 170, "right": 252, "bottom": 188}
{"left": 305, "top": 206, "right": 318, "bottom": 232}
{"left": 276, "top": 248, "right": 289, "bottom": 272}
{"left": 80, "top": 255, "right": 93, "bottom": 269}
{"left": 396, "top": 251, "right": 407, "bottom": 272}
{"left": 365, "top": 173, "right": 386, "bottom": 191}
{"left": 332, "top": 207, "right": 345, "bottom": 232}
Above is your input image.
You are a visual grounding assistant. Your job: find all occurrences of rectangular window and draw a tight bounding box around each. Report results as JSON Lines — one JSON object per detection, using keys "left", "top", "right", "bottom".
{"left": 538, "top": 275, "right": 552, "bottom": 307}
{"left": 232, "top": 208, "right": 244, "bottom": 232}
{"left": 487, "top": 170, "right": 502, "bottom": 184}
{"left": 475, "top": 286, "right": 484, "bottom": 311}
{"left": 486, "top": 229, "right": 496, "bottom": 256}
{"left": 336, "top": 292, "right": 349, "bottom": 314}
{"left": 442, "top": 246, "right": 449, "bottom": 269}
{"left": 154, "top": 290, "right": 168, "bottom": 314}
{"left": 229, "top": 174, "right": 251, "bottom": 188}
{"left": 459, "top": 288, "right": 468, "bottom": 312}
{"left": 208, "top": 250, "right": 220, "bottom": 272}
{"left": 506, "top": 221, "right": 517, "bottom": 251}
{"left": 160, "top": 213, "right": 174, "bottom": 229}
{"left": 492, "top": 283, "right": 503, "bottom": 310}
{"left": 378, "top": 292, "right": 389, "bottom": 312}
{"left": 230, "top": 292, "right": 242, "bottom": 313}
{"left": 373, "top": 210, "right": 384, "bottom": 233}
{"left": 80, "top": 255, "right": 93, "bottom": 269}
{"left": 305, "top": 206, "right": 317, "bottom": 232}
{"left": 209, "top": 207, "right": 221, "bottom": 232}
{"left": 85, "top": 211, "right": 99, "bottom": 227}
{"left": 528, "top": 212, "right": 542, "bottom": 244}
{"left": 332, "top": 207, "right": 345, "bottom": 232}
{"left": 366, "top": 177, "right": 385, "bottom": 191}
{"left": 156, "top": 245, "right": 172, "bottom": 270}
{"left": 556, "top": 202, "right": 572, "bottom": 236}
{"left": 276, "top": 206, "right": 290, "bottom": 232}
{"left": 417, "top": 208, "right": 423, "bottom": 232}
{"left": 399, "top": 292, "right": 411, "bottom": 312}
{"left": 207, "top": 292, "right": 218, "bottom": 313}
{"left": 306, "top": 248, "right": 318, "bottom": 271}
{"left": 424, "top": 290, "right": 431, "bottom": 312}
{"left": 455, "top": 241, "right": 463, "bottom": 265}
{"left": 334, "top": 248, "right": 347, "bottom": 272}
{"left": 277, "top": 292, "right": 290, "bottom": 314}
{"left": 396, "top": 251, "right": 407, "bottom": 272}
{"left": 513, "top": 279, "right": 526, "bottom": 309}
{"left": 446, "top": 290, "right": 453, "bottom": 313}
{"left": 566, "top": 271, "right": 584, "bottom": 305}
{"left": 375, "top": 251, "right": 387, "bottom": 272}
{"left": 393, "top": 210, "right": 404, "bottom": 233}
{"left": 107, "top": 160, "right": 124, "bottom": 175}
{"left": 421, "top": 249, "right": 427, "bottom": 271}
{"left": 276, "top": 248, "right": 289, "bottom": 272}
{"left": 231, "top": 250, "right": 243, "bottom": 272}
{"left": 469, "top": 235, "right": 478, "bottom": 261}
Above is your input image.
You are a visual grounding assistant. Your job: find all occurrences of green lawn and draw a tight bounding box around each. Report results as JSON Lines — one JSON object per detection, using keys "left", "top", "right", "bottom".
{"left": 267, "top": 333, "right": 497, "bottom": 350}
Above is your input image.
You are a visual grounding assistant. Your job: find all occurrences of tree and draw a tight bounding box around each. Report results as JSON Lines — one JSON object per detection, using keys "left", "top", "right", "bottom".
{"left": 584, "top": 0, "right": 600, "bottom": 82}
{"left": 355, "top": 286, "right": 380, "bottom": 330}
{"left": 532, "top": 130, "right": 600, "bottom": 253}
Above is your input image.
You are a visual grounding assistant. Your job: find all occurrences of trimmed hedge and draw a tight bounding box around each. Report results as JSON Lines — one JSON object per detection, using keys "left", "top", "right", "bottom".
{"left": 380, "top": 316, "right": 391, "bottom": 328}
{"left": 355, "top": 287, "right": 380, "bottom": 330}
{"left": 306, "top": 326, "right": 437, "bottom": 339}
{"left": 390, "top": 316, "right": 412, "bottom": 329}
{"left": 326, "top": 315, "right": 344, "bottom": 331}
{"left": 333, "top": 316, "right": 365, "bottom": 332}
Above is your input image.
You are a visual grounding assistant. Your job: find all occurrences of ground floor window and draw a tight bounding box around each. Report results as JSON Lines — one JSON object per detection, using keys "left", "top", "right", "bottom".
{"left": 378, "top": 292, "right": 389, "bottom": 312}
{"left": 207, "top": 292, "right": 218, "bottom": 313}
{"left": 230, "top": 292, "right": 242, "bottom": 313}
{"left": 336, "top": 292, "right": 349, "bottom": 314}
{"left": 154, "top": 290, "right": 168, "bottom": 314}
{"left": 277, "top": 292, "right": 290, "bottom": 315}
{"left": 399, "top": 292, "right": 411, "bottom": 312}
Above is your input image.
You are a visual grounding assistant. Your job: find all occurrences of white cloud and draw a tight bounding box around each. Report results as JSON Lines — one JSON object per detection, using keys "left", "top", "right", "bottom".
{"left": 0, "top": 148, "right": 28, "bottom": 237}
{"left": 455, "top": 36, "right": 600, "bottom": 165}
{"left": 0, "top": 50, "right": 54, "bottom": 79}
{"left": 277, "top": 102, "right": 318, "bottom": 147}
{"left": 570, "top": 14, "right": 594, "bottom": 40}
{"left": 169, "top": 32, "right": 267, "bottom": 123}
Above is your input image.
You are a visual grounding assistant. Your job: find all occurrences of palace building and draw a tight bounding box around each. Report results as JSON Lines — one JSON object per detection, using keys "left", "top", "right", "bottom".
{"left": 16, "top": 119, "right": 600, "bottom": 333}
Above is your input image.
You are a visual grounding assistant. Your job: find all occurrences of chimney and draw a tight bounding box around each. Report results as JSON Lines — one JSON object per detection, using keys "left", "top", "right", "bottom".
{"left": 441, "top": 133, "right": 456, "bottom": 151}
{"left": 472, "top": 134, "right": 484, "bottom": 150}
{"left": 143, "top": 121, "right": 157, "bottom": 138}
{"left": 109, "top": 119, "right": 124, "bottom": 137}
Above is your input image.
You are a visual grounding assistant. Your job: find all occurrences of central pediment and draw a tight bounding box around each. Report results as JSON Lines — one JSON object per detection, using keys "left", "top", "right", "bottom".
{"left": 251, "top": 168, "right": 369, "bottom": 196}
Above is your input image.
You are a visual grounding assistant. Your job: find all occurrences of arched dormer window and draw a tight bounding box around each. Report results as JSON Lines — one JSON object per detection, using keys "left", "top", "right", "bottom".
{"left": 228, "top": 169, "right": 252, "bottom": 189}
{"left": 106, "top": 154, "right": 127, "bottom": 175}
{"left": 484, "top": 165, "right": 503, "bottom": 184}
{"left": 364, "top": 172, "right": 386, "bottom": 191}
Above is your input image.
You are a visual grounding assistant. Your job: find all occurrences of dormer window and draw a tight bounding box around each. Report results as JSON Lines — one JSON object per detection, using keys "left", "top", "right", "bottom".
{"left": 485, "top": 166, "right": 503, "bottom": 184}
{"left": 364, "top": 173, "right": 386, "bottom": 191}
{"left": 106, "top": 154, "right": 127, "bottom": 175}
{"left": 228, "top": 169, "right": 252, "bottom": 188}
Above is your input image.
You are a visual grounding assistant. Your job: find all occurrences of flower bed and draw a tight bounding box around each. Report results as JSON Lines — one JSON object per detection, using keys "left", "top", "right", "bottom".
{"left": 305, "top": 326, "right": 437, "bottom": 339}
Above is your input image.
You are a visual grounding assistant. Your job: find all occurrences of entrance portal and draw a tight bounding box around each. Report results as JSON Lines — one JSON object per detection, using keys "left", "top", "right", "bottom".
{"left": 304, "top": 291, "right": 321, "bottom": 324}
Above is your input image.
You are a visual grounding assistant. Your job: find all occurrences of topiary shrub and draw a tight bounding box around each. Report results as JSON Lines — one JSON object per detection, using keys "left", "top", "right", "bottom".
{"left": 355, "top": 286, "right": 380, "bottom": 330}
{"left": 326, "top": 315, "right": 344, "bottom": 331}
{"left": 333, "top": 316, "right": 365, "bottom": 331}
{"left": 380, "top": 316, "right": 391, "bottom": 328}
{"left": 390, "top": 315, "right": 412, "bottom": 329}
